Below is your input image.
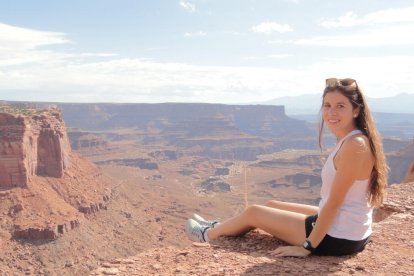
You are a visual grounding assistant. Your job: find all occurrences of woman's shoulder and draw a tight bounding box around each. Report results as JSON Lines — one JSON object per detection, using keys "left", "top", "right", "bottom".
{"left": 341, "top": 133, "right": 372, "bottom": 157}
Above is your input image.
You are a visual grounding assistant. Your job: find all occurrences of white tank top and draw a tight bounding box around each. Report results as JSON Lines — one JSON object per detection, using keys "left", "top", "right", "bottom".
{"left": 318, "top": 129, "right": 373, "bottom": 240}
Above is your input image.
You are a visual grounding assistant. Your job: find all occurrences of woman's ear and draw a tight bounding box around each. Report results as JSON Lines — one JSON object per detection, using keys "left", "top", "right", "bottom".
{"left": 354, "top": 107, "right": 361, "bottom": 118}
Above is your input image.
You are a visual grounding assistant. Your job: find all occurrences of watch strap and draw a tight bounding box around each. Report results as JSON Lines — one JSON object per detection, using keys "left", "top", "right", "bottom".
{"left": 303, "top": 239, "right": 316, "bottom": 253}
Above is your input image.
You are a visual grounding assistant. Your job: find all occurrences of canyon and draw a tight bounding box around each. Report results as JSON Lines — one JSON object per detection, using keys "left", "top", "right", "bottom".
{"left": 55, "top": 102, "right": 414, "bottom": 184}
{"left": 0, "top": 102, "right": 412, "bottom": 275}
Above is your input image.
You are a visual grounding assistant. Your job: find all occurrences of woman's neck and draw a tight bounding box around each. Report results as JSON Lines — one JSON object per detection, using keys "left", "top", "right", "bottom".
{"left": 335, "top": 127, "right": 359, "bottom": 142}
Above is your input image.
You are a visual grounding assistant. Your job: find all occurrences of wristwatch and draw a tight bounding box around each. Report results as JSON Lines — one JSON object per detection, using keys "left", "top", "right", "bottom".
{"left": 302, "top": 239, "right": 316, "bottom": 253}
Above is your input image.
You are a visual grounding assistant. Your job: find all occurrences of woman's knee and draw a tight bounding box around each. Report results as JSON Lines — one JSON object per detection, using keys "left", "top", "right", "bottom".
{"left": 244, "top": 204, "right": 262, "bottom": 218}
{"left": 264, "top": 200, "right": 282, "bottom": 208}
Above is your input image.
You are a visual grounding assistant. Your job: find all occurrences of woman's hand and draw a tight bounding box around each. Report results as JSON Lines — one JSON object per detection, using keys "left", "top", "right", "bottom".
{"left": 269, "top": 245, "right": 311, "bottom": 257}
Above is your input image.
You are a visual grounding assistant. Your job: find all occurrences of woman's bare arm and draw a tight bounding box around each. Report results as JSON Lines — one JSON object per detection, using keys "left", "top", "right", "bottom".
{"left": 307, "top": 136, "right": 373, "bottom": 247}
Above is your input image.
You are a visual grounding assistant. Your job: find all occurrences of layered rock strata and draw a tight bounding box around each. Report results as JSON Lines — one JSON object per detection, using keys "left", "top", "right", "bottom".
{"left": 404, "top": 161, "right": 414, "bottom": 183}
{"left": 79, "top": 195, "right": 110, "bottom": 215}
{"left": 14, "top": 219, "right": 80, "bottom": 240}
{"left": 68, "top": 131, "right": 109, "bottom": 150}
{"left": 0, "top": 108, "right": 70, "bottom": 187}
{"left": 387, "top": 141, "right": 414, "bottom": 184}
{"left": 0, "top": 105, "right": 110, "bottom": 241}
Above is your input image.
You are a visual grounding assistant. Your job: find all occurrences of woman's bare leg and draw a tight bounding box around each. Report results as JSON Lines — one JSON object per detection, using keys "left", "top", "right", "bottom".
{"left": 264, "top": 200, "right": 319, "bottom": 216}
{"left": 207, "top": 204, "right": 307, "bottom": 246}
{"left": 226, "top": 200, "right": 318, "bottom": 236}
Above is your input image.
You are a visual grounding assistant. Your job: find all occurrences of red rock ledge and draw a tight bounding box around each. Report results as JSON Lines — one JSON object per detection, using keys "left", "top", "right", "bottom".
{"left": 92, "top": 181, "right": 414, "bottom": 276}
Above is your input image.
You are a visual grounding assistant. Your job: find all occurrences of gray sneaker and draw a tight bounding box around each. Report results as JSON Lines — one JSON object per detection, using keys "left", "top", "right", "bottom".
{"left": 191, "top": 213, "right": 219, "bottom": 228}
{"left": 185, "top": 218, "right": 210, "bottom": 242}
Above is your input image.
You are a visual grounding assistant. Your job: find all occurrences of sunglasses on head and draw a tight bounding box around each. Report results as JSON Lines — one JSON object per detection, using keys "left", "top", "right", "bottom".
{"left": 325, "top": 78, "right": 358, "bottom": 91}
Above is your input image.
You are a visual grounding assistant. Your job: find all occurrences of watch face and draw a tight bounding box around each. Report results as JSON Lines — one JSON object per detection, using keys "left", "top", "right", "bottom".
{"left": 303, "top": 240, "right": 313, "bottom": 251}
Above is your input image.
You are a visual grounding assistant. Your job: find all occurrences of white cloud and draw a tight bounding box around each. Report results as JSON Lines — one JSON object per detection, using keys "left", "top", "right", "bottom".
{"left": 2, "top": 54, "right": 414, "bottom": 103}
{"left": 268, "top": 54, "right": 293, "bottom": 59}
{"left": 241, "top": 56, "right": 259, "bottom": 60}
{"left": 0, "top": 22, "right": 72, "bottom": 66}
{"left": 243, "top": 54, "right": 293, "bottom": 60}
{"left": 78, "top": 53, "right": 118, "bottom": 57}
{"left": 1, "top": 58, "right": 294, "bottom": 102}
{"left": 320, "top": 6, "right": 414, "bottom": 28}
{"left": 184, "top": 31, "right": 207, "bottom": 37}
{"left": 251, "top": 22, "right": 293, "bottom": 34}
{"left": 0, "top": 22, "right": 119, "bottom": 67}
{"left": 292, "top": 24, "right": 414, "bottom": 47}
{"left": 302, "top": 56, "right": 414, "bottom": 98}
{"left": 179, "top": 1, "right": 196, "bottom": 13}
{"left": 1, "top": 23, "right": 414, "bottom": 103}
{"left": 0, "top": 22, "right": 68, "bottom": 50}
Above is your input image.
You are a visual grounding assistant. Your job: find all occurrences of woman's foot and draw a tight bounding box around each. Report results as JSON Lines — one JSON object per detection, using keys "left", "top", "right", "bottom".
{"left": 191, "top": 213, "right": 219, "bottom": 228}
{"left": 185, "top": 218, "right": 210, "bottom": 242}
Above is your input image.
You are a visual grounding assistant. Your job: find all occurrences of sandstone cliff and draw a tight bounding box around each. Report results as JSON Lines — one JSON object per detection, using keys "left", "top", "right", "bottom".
{"left": 387, "top": 141, "right": 414, "bottom": 184}
{"left": 68, "top": 131, "right": 109, "bottom": 151}
{"left": 0, "top": 105, "right": 110, "bottom": 240}
{"left": 404, "top": 161, "right": 414, "bottom": 183}
{"left": 92, "top": 181, "right": 414, "bottom": 275}
{"left": 0, "top": 108, "right": 70, "bottom": 187}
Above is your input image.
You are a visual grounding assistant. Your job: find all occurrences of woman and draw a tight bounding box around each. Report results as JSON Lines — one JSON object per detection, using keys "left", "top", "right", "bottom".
{"left": 185, "top": 78, "right": 388, "bottom": 257}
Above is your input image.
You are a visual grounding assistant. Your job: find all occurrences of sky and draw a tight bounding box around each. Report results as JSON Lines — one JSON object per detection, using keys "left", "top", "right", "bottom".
{"left": 1, "top": 0, "right": 414, "bottom": 103}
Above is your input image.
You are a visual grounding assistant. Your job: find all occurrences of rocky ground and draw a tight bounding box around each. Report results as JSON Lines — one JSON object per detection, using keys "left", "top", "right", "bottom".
{"left": 0, "top": 153, "right": 323, "bottom": 275}
{"left": 2, "top": 104, "right": 413, "bottom": 275}
{"left": 92, "top": 182, "right": 414, "bottom": 276}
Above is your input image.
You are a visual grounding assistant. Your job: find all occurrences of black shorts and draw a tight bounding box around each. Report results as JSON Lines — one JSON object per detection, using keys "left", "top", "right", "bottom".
{"left": 305, "top": 214, "right": 371, "bottom": 256}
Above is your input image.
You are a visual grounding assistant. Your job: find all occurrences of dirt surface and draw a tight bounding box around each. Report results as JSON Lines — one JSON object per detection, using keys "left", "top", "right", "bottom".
{"left": 91, "top": 181, "right": 414, "bottom": 276}
{"left": 0, "top": 154, "right": 323, "bottom": 275}
{"left": 2, "top": 105, "right": 412, "bottom": 275}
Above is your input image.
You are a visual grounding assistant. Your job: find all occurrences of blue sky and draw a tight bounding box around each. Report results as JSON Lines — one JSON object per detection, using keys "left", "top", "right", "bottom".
{"left": 1, "top": 0, "right": 414, "bottom": 103}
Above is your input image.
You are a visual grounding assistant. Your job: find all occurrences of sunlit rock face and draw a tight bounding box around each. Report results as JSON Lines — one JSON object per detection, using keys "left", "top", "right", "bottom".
{"left": 0, "top": 106, "right": 109, "bottom": 241}
{"left": 0, "top": 109, "right": 71, "bottom": 188}
{"left": 404, "top": 161, "right": 414, "bottom": 183}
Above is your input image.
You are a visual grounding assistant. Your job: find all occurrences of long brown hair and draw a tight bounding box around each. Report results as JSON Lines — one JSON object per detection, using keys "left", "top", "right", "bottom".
{"left": 318, "top": 82, "right": 388, "bottom": 207}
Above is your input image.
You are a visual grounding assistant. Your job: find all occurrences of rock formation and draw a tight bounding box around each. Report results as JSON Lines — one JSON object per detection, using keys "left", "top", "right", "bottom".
{"left": 51, "top": 102, "right": 317, "bottom": 161}
{"left": 285, "top": 173, "right": 321, "bottom": 188}
{"left": 0, "top": 105, "right": 110, "bottom": 240}
{"left": 200, "top": 177, "right": 231, "bottom": 192}
{"left": 68, "top": 131, "right": 109, "bottom": 151}
{"left": 387, "top": 141, "right": 414, "bottom": 184}
{"left": 91, "top": 181, "right": 414, "bottom": 275}
{"left": 403, "top": 161, "right": 414, "bottom": 183}
{"left": 0, "top": 108, "right": 70, "bottom": 187}
{"left": 148, "top": 150, "right": 178, "bottom": 161}
{"left": 95, "top": 158, "right": 159, "bottom": 170}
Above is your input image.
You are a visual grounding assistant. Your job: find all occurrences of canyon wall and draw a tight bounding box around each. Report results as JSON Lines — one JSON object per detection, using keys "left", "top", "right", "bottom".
{"left": 0, "top": 109, "right": 70, "bottom": 188}
{"left": 48, "top": 103, "right": 313, "bottom": 138}
{"left": 404, "top": 161, "right": 414, "bottom": 183}
{"left": 387, "top": 141, "right": 414, "bottom": 184}
{"left": 0, "top": 105, "right": 110, "bottom": 241}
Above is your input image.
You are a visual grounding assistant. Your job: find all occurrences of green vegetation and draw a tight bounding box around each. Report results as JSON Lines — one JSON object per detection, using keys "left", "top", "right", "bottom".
{"left": 0, "top": 104, "right": 49, "bottom": 116}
